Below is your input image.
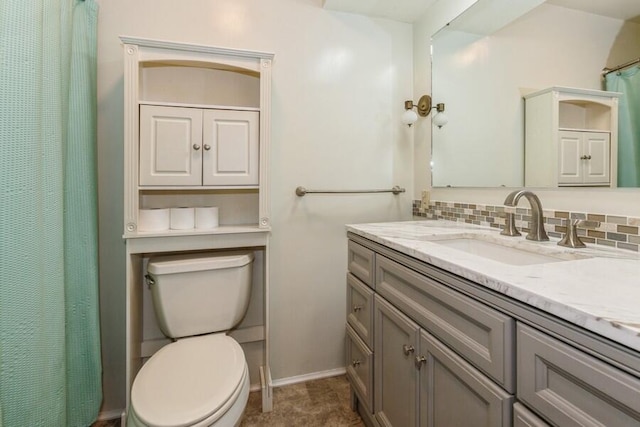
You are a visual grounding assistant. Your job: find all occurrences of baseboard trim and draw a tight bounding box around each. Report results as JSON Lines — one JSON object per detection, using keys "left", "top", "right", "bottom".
{"left": 271, "top": 367, "right": 347, "bottom": 388}
{"left": 97, "top": 409, "right": 124, "bottom": 421}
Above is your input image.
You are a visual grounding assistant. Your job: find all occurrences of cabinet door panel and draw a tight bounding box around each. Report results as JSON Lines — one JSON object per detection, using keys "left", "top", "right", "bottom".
{"left": 557, "top": 131, "right": 582, "bottom": 184}
{"left": 375, "top": 296, "right": 420, "bottom": 427}
{"left": 347, "top": 273, "right": 374, "bottom": 348}
{"left": 518, "top": 323, "right": 640, "bottom": 426}
{"left": 139, "top": 105, "right": 202, "bottom": 186}
{"left": 376, "top": 255, "right": 515, "bottom": 392}
{"left": 202, "top": 109, "right": 259, "bottom": 186}
{"left": 583, "top": 132, "right": 610, "bottom": 184}
{"left": 420, "top": 330, "right": 513, "bottom": 427}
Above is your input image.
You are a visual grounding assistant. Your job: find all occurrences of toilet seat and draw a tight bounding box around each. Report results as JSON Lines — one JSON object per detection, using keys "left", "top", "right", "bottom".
{"left": 131, "top": 333, "right": 247, "bottom": 427}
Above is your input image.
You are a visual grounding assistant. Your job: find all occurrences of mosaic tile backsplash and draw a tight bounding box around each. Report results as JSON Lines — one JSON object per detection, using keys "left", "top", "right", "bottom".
{"left": 414, "top": 200, "right": 640, "bottom": 253}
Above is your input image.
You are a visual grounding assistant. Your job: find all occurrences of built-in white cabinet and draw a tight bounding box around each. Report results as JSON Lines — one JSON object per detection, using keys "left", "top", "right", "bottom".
{"left": 347, "top": 233, "right": 640, "bottom": 427}
{"left": 121, "top": 37, "right": 275, "bottom": 422}
{"left": 524, "top": 86, "right": 620, "bottom": 188}
{"left": 140, "top": 105, "right": 259, "bottom": 187}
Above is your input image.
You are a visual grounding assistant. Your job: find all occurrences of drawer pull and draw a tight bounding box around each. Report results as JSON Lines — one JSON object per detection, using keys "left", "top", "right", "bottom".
{"left": 352, "top": 359, "right": 361, "bottom": 368}
{"left": 204, "top": 144, "right": 211, "bottom": 151}
{"left": 415, "top": 356, "right": 427, "bottom": 369}
{"left": 403, "top": 344, "right": 415, "bottom": 356}
{"left": 193, "top": 144, "right": 201, "bottom": 151}
{"left": 353, "top": 305, "right": 363, "bottom": 312}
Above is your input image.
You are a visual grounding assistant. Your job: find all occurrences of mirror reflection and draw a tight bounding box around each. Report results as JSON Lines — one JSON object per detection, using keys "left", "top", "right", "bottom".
{"left": 431, "top": 0, "right": 640, "bottom": 188}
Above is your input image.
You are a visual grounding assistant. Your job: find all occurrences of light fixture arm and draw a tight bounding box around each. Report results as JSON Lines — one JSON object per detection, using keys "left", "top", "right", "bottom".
{"left": 404, "top": 94, "right": 433, "bottom": 117}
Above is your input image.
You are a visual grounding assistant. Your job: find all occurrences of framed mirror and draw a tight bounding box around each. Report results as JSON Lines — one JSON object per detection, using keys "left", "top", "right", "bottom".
{"left": 431, "top": 0, "right": 640, "bottom": 188}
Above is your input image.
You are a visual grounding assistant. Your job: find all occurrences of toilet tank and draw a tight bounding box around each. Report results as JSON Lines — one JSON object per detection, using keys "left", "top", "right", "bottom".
{"left": 146, "top": 251, "right": 254, "bottom": 339}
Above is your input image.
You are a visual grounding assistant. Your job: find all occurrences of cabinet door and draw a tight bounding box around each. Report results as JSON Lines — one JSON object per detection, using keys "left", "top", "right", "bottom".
{"left": 557, "top": 131, "right": 582, "bottom": 185}
{"left": 419, "top": 330, "right": 513, "bottom": 427}
{"left": 375, "top": 296, "right": 420, "bottom": 427}
{"left": 139, "top": 105, "right": 203, "bottom": 186}
{"left": 582, "top": 132, "right": 610, "bottom": 185}
{"left": 202, "top": 109, "right": 259, "bottom": 186}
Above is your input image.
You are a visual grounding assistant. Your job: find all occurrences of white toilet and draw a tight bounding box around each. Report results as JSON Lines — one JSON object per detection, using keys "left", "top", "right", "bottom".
{"left": 128, "top": 251, "right": 255, "bottom": 427}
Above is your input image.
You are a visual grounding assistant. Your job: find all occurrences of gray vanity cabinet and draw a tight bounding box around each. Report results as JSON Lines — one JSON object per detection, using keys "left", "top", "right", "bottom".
{"left": 346, "top": 233, "right": 640, "bottom": 427}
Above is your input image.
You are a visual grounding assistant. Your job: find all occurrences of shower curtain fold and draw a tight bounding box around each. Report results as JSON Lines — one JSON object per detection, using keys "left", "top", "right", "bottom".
{"left": 605, "top": 67, "right": 640, "bottom": 187}
{"left": 0, "top": 1, "right": 102, "bottom": 426}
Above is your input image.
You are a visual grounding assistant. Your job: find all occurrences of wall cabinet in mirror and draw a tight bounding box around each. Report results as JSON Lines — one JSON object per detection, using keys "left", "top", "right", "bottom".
{"left": 524, "top": 87, "right": 620, "bottom": 188}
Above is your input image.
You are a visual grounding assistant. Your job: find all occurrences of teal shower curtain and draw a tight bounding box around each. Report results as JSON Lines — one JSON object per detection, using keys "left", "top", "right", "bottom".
{"left": 0, "top": 1, "right": 102, "bottom": 426}
{"left": 605, "top": 66, "right": 640, "bottom": 187}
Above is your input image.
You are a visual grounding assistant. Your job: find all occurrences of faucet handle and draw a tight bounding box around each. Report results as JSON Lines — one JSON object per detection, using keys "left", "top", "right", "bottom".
{"left": 557, "top": 219, "right": 599, "bottom": 248}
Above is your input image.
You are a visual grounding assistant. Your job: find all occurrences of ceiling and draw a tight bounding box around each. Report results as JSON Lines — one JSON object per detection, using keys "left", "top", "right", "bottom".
{"left": 322, "top": 0, "right": 640, "bottom": 23}
{"left": 321, "top": 0, "right": 437, "bottom": 23}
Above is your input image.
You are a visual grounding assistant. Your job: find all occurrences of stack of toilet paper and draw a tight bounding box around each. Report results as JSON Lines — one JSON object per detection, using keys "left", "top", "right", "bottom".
{"left": 138, "top": 207, "right": 219, "bottom": 231}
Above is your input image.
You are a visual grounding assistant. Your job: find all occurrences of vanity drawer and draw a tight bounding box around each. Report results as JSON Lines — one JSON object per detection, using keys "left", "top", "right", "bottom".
{"left": 375, "top": 254, "right": 515, "bottom": 392}
{"left": 348, "top": 240, "right": 375, "bottom": 288}
{"left": 517, "top": 323, "right": 640, "bottom": 426}
{"left": 347, "top": 273, "right": 374, "bottom": 348}
{"left": 346, "top": 324, "right": 374, "bottom": 411}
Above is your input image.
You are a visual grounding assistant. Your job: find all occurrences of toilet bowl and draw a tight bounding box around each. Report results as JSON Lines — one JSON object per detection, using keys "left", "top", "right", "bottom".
{"left": 128, "top": 252, "right": 254, "bottom": 427}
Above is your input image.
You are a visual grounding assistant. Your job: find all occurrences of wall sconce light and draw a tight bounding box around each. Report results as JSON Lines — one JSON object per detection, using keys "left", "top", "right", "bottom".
{"left": 401, "top": 94, "right": 448, "bottom": 128}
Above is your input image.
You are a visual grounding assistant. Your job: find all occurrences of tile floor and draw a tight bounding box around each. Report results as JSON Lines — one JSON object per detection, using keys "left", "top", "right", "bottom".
{"left": 92, "top": 375, "right": 364, "bottom": 427}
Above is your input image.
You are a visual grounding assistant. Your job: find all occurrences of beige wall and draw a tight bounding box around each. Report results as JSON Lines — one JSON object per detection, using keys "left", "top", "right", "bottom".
{"left": 96, "top": 0, "right": 413, "bottom": 416}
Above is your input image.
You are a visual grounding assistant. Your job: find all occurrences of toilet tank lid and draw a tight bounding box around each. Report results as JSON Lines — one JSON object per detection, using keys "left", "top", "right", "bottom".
{"left": 148, "top": 252, "right": 254, "bottom": 275}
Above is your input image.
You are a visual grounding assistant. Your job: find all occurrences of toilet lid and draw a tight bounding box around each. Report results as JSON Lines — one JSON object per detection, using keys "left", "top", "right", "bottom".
{"left": 131, "top": 334, "right": 246, "bottom": 427}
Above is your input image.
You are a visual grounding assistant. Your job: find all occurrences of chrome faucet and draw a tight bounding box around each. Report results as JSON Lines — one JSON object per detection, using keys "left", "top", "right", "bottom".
{"left": 500, "top": 190, "right": 549, "bottom": 241}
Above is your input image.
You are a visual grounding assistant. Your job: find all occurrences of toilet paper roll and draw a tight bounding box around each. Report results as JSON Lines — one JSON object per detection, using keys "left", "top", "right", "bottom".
{"left": 138, "top": 208, "right": 170, "bottom": 232}
{"left": 170, "top": 207, "right": 195, "bottom": 230}
{"left": 195, "top": 207, "right": 219, "bottom": 229}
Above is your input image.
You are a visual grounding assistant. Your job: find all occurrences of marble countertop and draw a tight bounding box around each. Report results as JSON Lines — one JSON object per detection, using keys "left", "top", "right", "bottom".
{"left": 346, "top": 220, "right": 640, "bottom": 352}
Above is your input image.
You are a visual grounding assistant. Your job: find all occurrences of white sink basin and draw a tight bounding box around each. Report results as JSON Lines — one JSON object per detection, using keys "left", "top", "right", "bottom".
{"left": 434, "top": 237, "right": 584, "bottom": 266}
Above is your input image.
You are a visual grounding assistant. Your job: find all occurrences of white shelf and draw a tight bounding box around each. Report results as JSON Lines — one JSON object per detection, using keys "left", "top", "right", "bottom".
{"left": 138, "top": 100, "right": 260, "bottom": 112}
{"left": 125, "top": 224, "right": 269, "bottom": 239}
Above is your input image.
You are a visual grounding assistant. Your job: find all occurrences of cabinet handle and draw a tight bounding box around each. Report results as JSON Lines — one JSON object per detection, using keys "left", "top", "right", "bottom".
{"left": 204, "top": 144, "right": 211, "bottom": 151}
{"left": 193, "top": 144, "right": 201, "bottom": 151}
{"left": 415, "top": 356, "right": 427, "bottom": 369}
{"left": 402, "top": 344, "right": 415, "bottom": 356}
{"left": 352, "top": 359, "right": 361, "bottom": 368}
{"left": 352, "top": 305, "right": 363, "bottom": 312}
{"left": 580, "top": 155, "right": 592, "bottom": 160}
